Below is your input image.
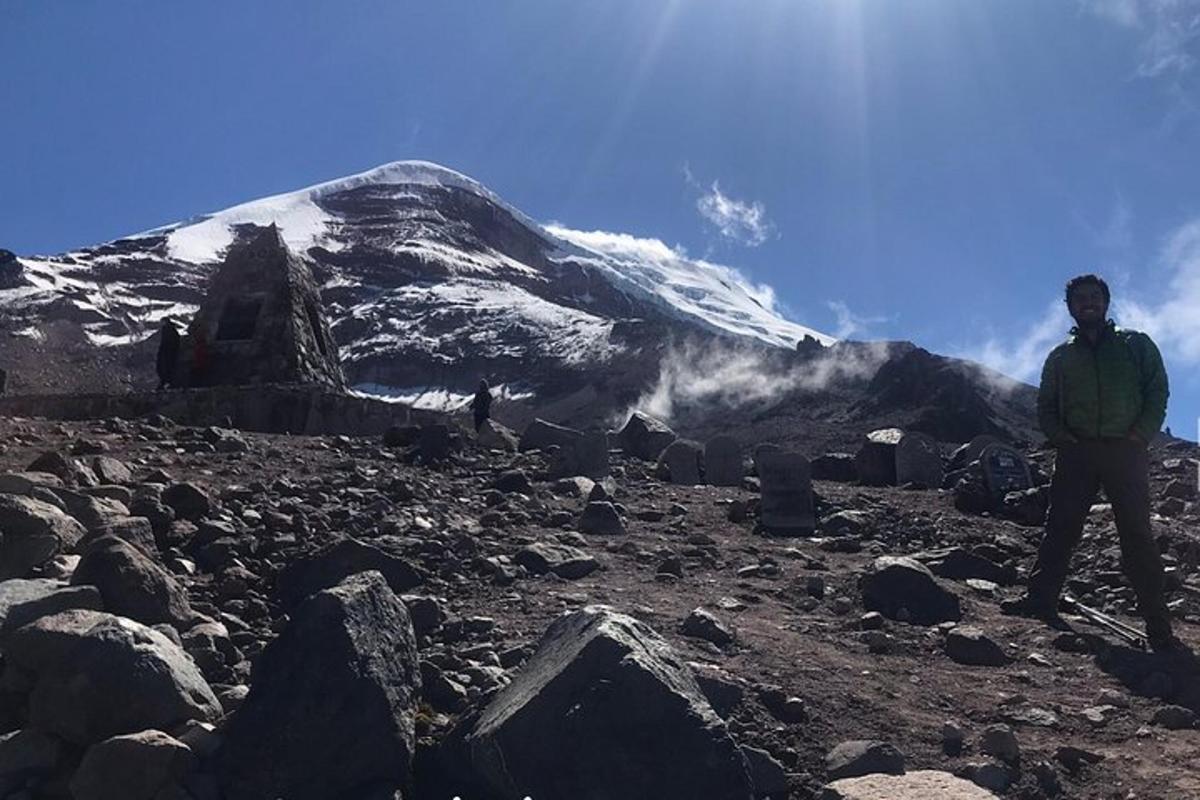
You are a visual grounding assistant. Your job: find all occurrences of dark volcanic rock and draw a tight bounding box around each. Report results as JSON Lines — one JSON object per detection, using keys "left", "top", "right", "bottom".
{"left": 825, "top": 739, "right": 906, "bottom": 780}
{"left": 464, "top": 606, "right": 753, "bottom": 799}
{"left": 914, "top": 547, "right": 1016, "bottom": 586}
{"left": 4, "top": 609, "right": 221, "bottom": 744}
{"left": 0, "top": 494, "right": 87, "bottom": 579}
{"left": 70, "top": 729, "right": 197, "bottom": 800}
{"left": 161, "top": 483, "right": 212, "bottom": 521}
{"left": 0, "top": 578, "right": 102, "bottom": 637}
{"left": 579, "top": 501, "right": 625, "bottom": 536}
{"left": 219, "top": 571, "right": 421, "bottom": 800}
{"left": 812, "top": 453, "right": 858, "bottom": 483}
{"left": 615, "top": 412, "right": 677, "bottom": 461}
{"left": 71, "top": 535, "right": 194, "bottom": 626}
{"left": 944, "top": 625, "right": 1010, "bottom": 666}
{"left": 860, "top": 556, "right": 962, "bottom": 625}
{"left": 854, "top": 428, "right": 902, "bottom": 487}
{"left": 514, "top": 542, "right": 599, "bottom": 579}
{"left": 658, "top": 439, "right": 703, "bottom": 485}
{"left": 519, "top": 418, "right": 582, "bottom": 452}
{"left": 275, "top": 536, "right": 423, "bottom": 608}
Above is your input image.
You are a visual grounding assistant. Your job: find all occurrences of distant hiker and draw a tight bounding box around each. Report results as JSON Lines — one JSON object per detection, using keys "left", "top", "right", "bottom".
{"left": 156, "top": 319, "right": 181, "bottom": 389}
{"left": 1001, "top": 274, "right": 1181, "bottom": 653}
{"left": 0, "top": 367, "right": 7, "bottom": 395}
{"left": 471, "top": 379, "right": 493, "bottom": 432}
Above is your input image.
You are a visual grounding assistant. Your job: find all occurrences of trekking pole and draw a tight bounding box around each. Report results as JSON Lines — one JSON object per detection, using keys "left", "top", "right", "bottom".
{"left": 1060, "top": 596, "right": 1148, "bottom": 649}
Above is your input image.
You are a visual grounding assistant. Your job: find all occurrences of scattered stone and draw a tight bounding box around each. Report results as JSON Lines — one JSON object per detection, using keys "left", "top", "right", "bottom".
{"left": 942, "top": 721, "right": 966, "bottom": 755}
{"left": 274, "top": 536, "right": 423, "bottom": 608}
{"left": 913, "top": 547, "right": 1016, "bottom": 585}
{"left": 681, "top": 607, "right": 735, "bottom": 648}
{"left": 71, "top": 535, "right": 194, "bottom": 626}
{"left": 0, "top": 728, "right": 62, "bottom": 793}
{"left": 476, "top": 419, "right": 518, "bottom": 451}
{"left": 1001, "top": 486, "right": 1048, "bottom": 526}
{"left": 418, "top": 424, "right": 453, "bottom": 462}
{"left": 494, "top": 469, "right": 534, "bottom": 494}
{"left": 1053, "top": 745, "right": 1104, "bottom": 774}
{"left": 519, "top": 418, "right": 583, "bottom": 452}
{"left": 826, "top": 739, "right": 906, "bottom": 780}
{"left": 91, "top": 456, "right": 133, "bottom": 485}
{"left": 0, "top": 471, "right": 64, "bottom": 495}
{"left": 70, "top": 729, "right": 196, "bottom": 800}
{"left": 464, "top": 605, "right": 753, "bottom": 799}
{"left": 548, "top": 430, "right": 610, "bottom": 480}
{"left": 0, "top": 494, "right": 87, "bottom": 579}
{"left": 514, "top": 542, "right": 599, "bottom": 579}
{"left": 579, "top": 501, "right": 625, "bottom": 536}
{"left": 979, "top": 724, "right": 1020, "bottom": 763}
{"left": 219, "top": 572, "right": 421, "bottom": 800}
{"left": 0, "top": 577, "right": 102, "bottom": 637}
{"left": 27, "top": 451, "right": 98, "bottom": 487}
{"left": 742, "top": 745, "right": 789, "bottom": 796}
{"left": 820, "top": 770, "right": 998, "bottom": 800}
{"left": 1151, "top": 705, "right": 1197, "bottom": 730}
{"left": 945, "top": 626, "right": 1010, "bottom": 666}
{"left": 860, "top": 556, "right": 961, "bottom": 625}
{"left": 963, "top": 761, "right": 1013, "bottom": 793}
{"left": 161, "top": 483, "right": 211, "bottom": 521}
{"left": 4, "top": 610, "right": 222, "bottom": 744}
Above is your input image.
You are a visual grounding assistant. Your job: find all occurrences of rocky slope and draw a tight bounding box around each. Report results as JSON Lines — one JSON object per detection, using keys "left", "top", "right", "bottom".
{"left": 0, "top": 413, "right": 1197, "bottom": 799}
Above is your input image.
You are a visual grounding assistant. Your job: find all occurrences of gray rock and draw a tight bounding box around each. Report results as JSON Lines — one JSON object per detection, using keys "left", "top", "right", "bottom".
{"left": 274, "top": 536, "right": 423, "bottom": 608}
{"left": 514, "top": 542, "right": 599, "bottom": 579}
{"left": 860, "top": 556, "right": 961, "bottom": 625}
{"left": 579, "top": 501, "right": 625, "bottom": 536}
{"left": 681, "top": 607, "right": 735, "bottom": 648}
{"left": 854, "top": 428, "right": 903, "bottom": 486}
{"left": 71, "top": 535, "right": 193, "bottom": 626}
{"left": 0, "top": 729, "right": 62, "bottom": 794}
{"left": 91, "top": 457, "right": 133, "bottom": 486}
{"left": 826, "top": 739, "right": 905, "bottom": 780}
{"left": 85, "top": 516, "right": 158, "bottom": 557}
{"left": 465, "top": 606, "right": 753, "bottom": 799}
{"left": 912, "top": 548, "right": 1016, "bottom": 586}
{"left": 476, "top": 420, "right": 519, "bottom": 452}
{"left": 0, "top": 494, "right": 87, "bottom": 579}
{"left": 55, "top": 489, "right": 130, "bottom": 532}
{"left": 219, "top": 572, "right": 420, "bottom": 800}
{"left": 742, "top": 745, "right": 789, "bottom": 796}
{"left": 979, "top": 724, "right": 1020, "bottom": 763}
{"left": 820, "top": 770, "right": 999, "bottom": 799}
{"left": 519, "top": 418, "right": 582, "bottom": 452}
{"left": 0, "top": 577, "right": 102, "bottom": 637}
{"left": 964, "top": 762, "right": 1013, "bottom": 793}
{"left": 658, "top": 439, "right": 703, "bottom": 485}
{"left": 1151, "top": 705, "right": 1197, "bottom": 730}
{"left": 0, "top": 471, "right": 64, "bottom": 495}
{"left": 705, "top": 435, "right": 745, "bottom": 487}
{"left": 615, "top": 411, "right": 677, "bottom": 461}
{"left": 4, "top": 609, "right": 221, "bottom": 744}
{"left": 161, "top": 483, "right": 211, "bottom": 521}
{"left": 70, "top": 730, "right": 196, "bottom": 800}
{"left": 945, "top": 626, "right": 1010, "bottom": 666}
{"left": 895, "top": 431, "right": 943, "bottom": 489}
{"left": 27, "top": 451, "right": 98, "bottom": 487}
{"left": 811, "top": 452, "right": 858, "bottom": 483}
{"left": 494, "top": 470, "right": 534, "bottom": 494}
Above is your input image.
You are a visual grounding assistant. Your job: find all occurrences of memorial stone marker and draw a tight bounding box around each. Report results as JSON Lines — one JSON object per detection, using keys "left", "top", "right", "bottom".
{"left": 705, "top": 435, "right": 744, "bottom": 487}
{"left": 895, "top": 431, "right": 944, "bottom": 489}
{"left": 659, "top": 440, "right": 703, "bottom": 485}
{"left": 855, "top": 428, "right": 904, "bottom": 486}
{"left": 756, "top": 451, "right": 815, "bottom": 534}
{"left": 980, "top": 444, "right": 1032, "bottom": 499}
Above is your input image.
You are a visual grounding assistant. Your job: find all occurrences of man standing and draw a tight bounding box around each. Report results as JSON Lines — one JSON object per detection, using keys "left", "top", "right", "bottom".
{"left": 471, "top": 379, "right": 493, "bottom": 432}
{"left": 1001, "top": 275, "right": 1180, "bottom": 652}
{"left": 156, "top": 319, "right": 181, "bottom": 389}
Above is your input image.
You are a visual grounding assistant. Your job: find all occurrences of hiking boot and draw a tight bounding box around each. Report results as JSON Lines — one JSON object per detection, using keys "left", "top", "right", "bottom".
{"left": 1000, "top": 594, "right": 1058, "bottom": 620}
{"left": 1147, "top": 619, "right": 1191, "bottom": 656}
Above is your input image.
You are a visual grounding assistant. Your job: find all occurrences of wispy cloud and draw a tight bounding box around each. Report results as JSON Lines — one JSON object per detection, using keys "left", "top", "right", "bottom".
{"left": 1119, "top": 216, "right": 1200, "bottom": 362}
{"left": 826, "top": 300, "right": 890, "bottom": 339}
{"left": 1082, "top": 0, "right": 1200, "bottom": 77}
{"left": 683, "top": 165, "right": 774, "bottom": 247}
{"left": 959, "top": 300, "right": 1073, "bottom": 385}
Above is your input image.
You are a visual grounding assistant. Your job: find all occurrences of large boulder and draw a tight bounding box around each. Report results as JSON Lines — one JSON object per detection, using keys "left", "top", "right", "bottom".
{"left": 0, "top": 578, "right": 102, "bottom": 638}
{"left": 71, "top": 535, "right": 194, "bottom": 626}
{"left": 218, "top": 572, "right": 421, "bottom": 800}
{"left": 0, "top": 472, "right": 64, "bottom": 496}
{"left": 826, "top": 739, "right": 906, "bottom": 780}
{"left": 514, "top": 542, "right": 599, "bottom": 579}
{"left": 579, "top": 501, "right": 626, "bottom": 536}
{"left": 26, "top": 452, "right": 99, "bottom": 488}
{"left": 614, "top": 412, "right": 677, "bottom": 461}
{"left": 0, "top": 495, "right": 87, "bottom": 579}
{"left": 519, "top": 418, "right": 583, "bottom": 452}
{"left": 476, "top": 420, "right": 519, "bottom": 452}
{"left": 55, "top": 489, "right": 130, "bottom": 532}
{"left": 854, "top": 429, "right": 903, "bottom": 487}
{"left": 160, "top": 483, "right": 211, "bottom": 521}
{"left": 860, "top": 556, "right": 962, "bottom": 625}
{"left": 274, "top": 536, "right": 423, "bottom": 608}
{"left": 3, "top": 610, "right": 222, "bottom": 744}
{"left": 464, "top": 606, "right": 753, "bottom": 799}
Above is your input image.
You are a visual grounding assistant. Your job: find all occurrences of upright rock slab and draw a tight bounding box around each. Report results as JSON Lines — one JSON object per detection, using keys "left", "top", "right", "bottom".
{"left": 658, "top": 439, "right": 703, "bottom": 485}
{"left": 465, "top": 606, "right": 753, "bottom": 800}
{"left": 705, "top": 435, "right": 745, "bottom": 487}
{"left": 615, "top": 412, "right": 677, "bottom": 461}
{"left": 219, "top": 571, "right": 421, "bottom": 800}
{"left": 895, "top": 431, "right": 943, "bottom": 489}
{"left": 757, "top": 451, "right": 815, "bottom": 534}
{"left": 855, "top": 428, "right": 903, "bottom": 486}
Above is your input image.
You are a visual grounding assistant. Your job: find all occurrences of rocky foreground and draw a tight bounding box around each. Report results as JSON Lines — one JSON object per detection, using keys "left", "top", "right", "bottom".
{"left": 0, "top": 413, "right": 1198, "bottom": 799}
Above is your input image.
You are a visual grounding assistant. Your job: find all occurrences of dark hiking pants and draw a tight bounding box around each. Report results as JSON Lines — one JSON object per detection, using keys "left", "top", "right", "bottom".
{"left": 1028, "top": 438, "right": 1170, "bottom": 635}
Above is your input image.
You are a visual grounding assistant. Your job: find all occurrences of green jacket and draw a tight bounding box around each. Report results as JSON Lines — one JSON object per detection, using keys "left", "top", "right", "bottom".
{"left": 1037, "top": 321, "right": 1168, "bottom": 444}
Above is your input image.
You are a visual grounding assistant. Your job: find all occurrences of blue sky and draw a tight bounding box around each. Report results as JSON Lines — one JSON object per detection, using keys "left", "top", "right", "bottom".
{"left": 3, "top": 0, "right": 1200, "bottom": 435}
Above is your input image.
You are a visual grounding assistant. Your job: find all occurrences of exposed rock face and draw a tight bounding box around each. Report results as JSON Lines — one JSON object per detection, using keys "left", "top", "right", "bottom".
{"left": 0, "top": 249, "right": 23, "bottom": 290}
{"left": 219, "top": 571, "right": 421, "bottom": 800}
{"left": 464, "top": 606, "right": 754, "bottom": 800}
{"left": 3, "top": 610, "right": 222, "bottom": 744}
{"left": 0, "top": 495, "right": 87, "bottom": 579}
{"left": 177, "top": 225, "right": 344, "bottom": 389}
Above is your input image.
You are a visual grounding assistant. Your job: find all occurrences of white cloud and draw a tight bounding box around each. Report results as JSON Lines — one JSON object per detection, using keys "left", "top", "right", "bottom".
{"left": 1082, "top": 0, "right": 1200, "bottom": 76}
{"left": 1119, "top": 217, "right": 1200, "bottom": 362}
{"left": 826, "top": 300, "right": 890, "bottom": 340}
{"left": 959, "top": 300, "right": 1073, "bottom": 385}
{"left": 682, "top": 166, "right": 774, "bottom": 247}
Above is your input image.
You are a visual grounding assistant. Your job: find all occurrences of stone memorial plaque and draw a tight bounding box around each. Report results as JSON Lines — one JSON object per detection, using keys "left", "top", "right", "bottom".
{"left": 956, "top": 434, "right": 1004, "bottom": 468}
{"left": 981, "top": 444, "right": 1032, "bottom": 498}
{"left": 757, "top": 451, "right": 814, "bottom": 534}
{"left": 855, "top": 427, "right": 904, "bottom": 486}
{"left": 705, "top": 435, "right": 744, "bottom": 487}
{"left": 895, "top": 431, "right": 943, "bottom": 489}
